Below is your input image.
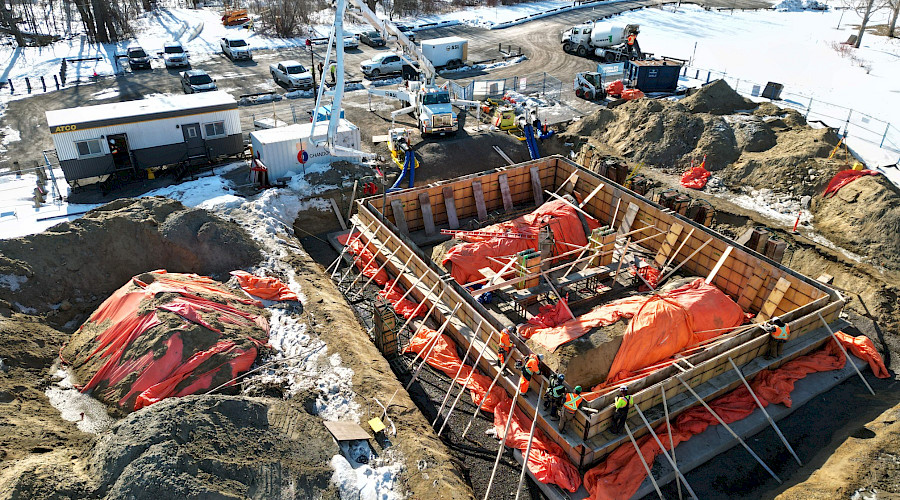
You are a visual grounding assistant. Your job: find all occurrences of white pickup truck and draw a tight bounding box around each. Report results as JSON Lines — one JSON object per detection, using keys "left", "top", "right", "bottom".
{"left": 269, "top": 60, "right": 314, "bottom": 90}
{"left": 220, "top": 36, "right": 252, "bottom": 61}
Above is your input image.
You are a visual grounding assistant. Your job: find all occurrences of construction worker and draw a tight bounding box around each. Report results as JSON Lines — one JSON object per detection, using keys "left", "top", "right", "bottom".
{"left": 328, "top": 61, "right": 337, "bottom": 83}
{"left": 560, "top": 385, "right": 598, "bottom": 433}
{"left": 763, "top": 316, "right": 790, "bottom": 359}
{"left": 496, "top": 325, "right": 514, "bottom": 369}
{"left": 543, "top": 373, "right": 566, "bottom": 420}
{"left": 627, "top": 33, "right": 636, "bottom": 46}
{"left": 516, "top": 352, "right": 542, "bottom": 395}
{"left": 610, "top": 386, "right": 634, "bottom": 434}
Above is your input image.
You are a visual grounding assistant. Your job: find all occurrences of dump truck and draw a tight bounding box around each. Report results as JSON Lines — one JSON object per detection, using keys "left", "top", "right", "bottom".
{"left": 560, "top": 23, "right": 643, "bottom": 62}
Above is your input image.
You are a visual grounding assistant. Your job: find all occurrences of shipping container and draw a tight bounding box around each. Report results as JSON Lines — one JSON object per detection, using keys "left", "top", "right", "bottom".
{"left": 45, "top": 91, "right": 243, "bottom": 186}
{"left": 420, "top": 36, "right": 468, "bottom": 68}
{"left": 249, "top": 119, "right": 361, "bottom": 182}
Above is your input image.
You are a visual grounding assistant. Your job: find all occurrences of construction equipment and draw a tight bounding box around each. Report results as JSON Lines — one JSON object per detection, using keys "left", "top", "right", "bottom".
{"left": 221, "top": 9, "right": 250, "bottom": 26}
{"left": 561, "top": 23, "right": 644, "bottom": 62}
{"left": 574, "top": 71, "right": 608, "bottom": 101}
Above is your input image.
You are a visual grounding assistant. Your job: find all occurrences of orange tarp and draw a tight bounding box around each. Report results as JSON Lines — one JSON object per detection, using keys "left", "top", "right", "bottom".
{"left": 834, "top": 330, "right": 890, "bottom": 379}
{"left": 230, "top": 270, "right": 299, "bottom": 302}
{"left": 404, "top": 329, "right": 582, "bottom": 492}
{"left": 442, "top": 199, "right": 601, "bottom": 285}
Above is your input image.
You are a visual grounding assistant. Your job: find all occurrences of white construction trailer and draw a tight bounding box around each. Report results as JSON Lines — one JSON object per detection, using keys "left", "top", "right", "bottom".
{"left": 249, "top": 120, "right": 361, "bottom": 183}
{"left": 45, "top": 91, "right": 243, "bottom": 186}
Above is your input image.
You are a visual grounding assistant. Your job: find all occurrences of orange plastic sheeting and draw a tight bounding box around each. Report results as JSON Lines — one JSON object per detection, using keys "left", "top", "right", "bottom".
{"left": 665, "top": 279, "right": 746, "bottom": 341}
{"left": 584, "top": 340, "right": 849, "bottom": 500}
{"left": 403, "top": 329, "right": 582, "bottom": 492}
{"left": 442, "top": 199, "right": 601, "bottom": 285}
{"left": 230, "top": 270, "right": 300, "bottom": 302}
{"left": 523, "top": 297, "right": 573, "bottom": 333}
{"left": 379, "top": 280, "right": 427, "bottom": 319}
{"left": 347, "top": 238, "right": 389, "bottom": 286}
{"left": 823, "top": 169, "right": 879, "bottom": 197}
{"left": 834, "top": 331, "right": 889, "bottom": 378}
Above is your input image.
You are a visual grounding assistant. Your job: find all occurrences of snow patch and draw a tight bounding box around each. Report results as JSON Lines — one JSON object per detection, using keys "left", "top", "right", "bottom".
{"left": 775, "top": 0, "right": 828, "bottom": 11}
{"left": 331, "top": 454, "right": 403, "bottom": 500}
{"left": 0, "top": 274, "right": 27, "bottom": 291}
{"left": 44, "top": 367, "right": 115, "bottom": 435}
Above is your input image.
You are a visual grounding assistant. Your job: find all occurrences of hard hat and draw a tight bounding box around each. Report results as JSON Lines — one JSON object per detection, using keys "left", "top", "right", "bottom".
{"left": 557, "top": 374, "right": 565, "bottom": 382}
{"left": 771, "top": 316, "right": 785, "bottom": 326}
{"left": 574, "top": 385, "right": 582, "bottom": 393}
{"left": 503, "top": 325, "right": 515, "bottom": 333}
{"left": 619, "top": 386, "right": 628, "bottom": 393}
{"left": 538, "top": 354, "right": 544, "bottom": 361}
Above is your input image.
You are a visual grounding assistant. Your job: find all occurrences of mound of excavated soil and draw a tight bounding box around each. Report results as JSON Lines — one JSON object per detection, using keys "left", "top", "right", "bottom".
{"left": 812, "top": 174, "right": 900, "bottom": 271}
{"left": 61, "top": 271, "right": 270, "bottom": 412}
{"left": 681, "top": 79, "right": 758, "bottom": 115}
{"left": 0, "top": 197, "right": 261, "bottom": 325}
{"left": 528, "top": 321, "right": 628, "bottom": 389}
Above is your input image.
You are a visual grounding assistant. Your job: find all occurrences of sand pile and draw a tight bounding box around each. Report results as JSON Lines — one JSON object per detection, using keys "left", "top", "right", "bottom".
{"left": 0, "top": 197, "right": 261, "bottom": 325}
{"left": 812, "top": 174, "right": 900, "bottom": 270}
{"left": 681, "top": 79, "right": 757, "bottom": 115}
{"left": 60, "top": 271, "right": 270, "bottom": 412}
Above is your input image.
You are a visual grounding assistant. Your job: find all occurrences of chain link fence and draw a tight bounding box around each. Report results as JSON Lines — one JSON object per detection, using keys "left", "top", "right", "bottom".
{"left": 447, "top": 72, "right": 563, "bottom": 102}
{"left": 681, "top": 65, "right": 900, "bottom": 161}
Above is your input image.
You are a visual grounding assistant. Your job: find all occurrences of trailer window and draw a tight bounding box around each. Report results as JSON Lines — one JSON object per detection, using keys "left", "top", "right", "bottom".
{"left": 75, "top": 139, "right": 102, "bottom": 157}
{"left": 204, "top": 121, "right": 226, "bottom": 138}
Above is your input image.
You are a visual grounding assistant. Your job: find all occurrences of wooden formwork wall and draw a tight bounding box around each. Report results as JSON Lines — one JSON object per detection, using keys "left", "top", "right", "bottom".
{"left": 357, "top": 155, "right": 845, "bottom": 469}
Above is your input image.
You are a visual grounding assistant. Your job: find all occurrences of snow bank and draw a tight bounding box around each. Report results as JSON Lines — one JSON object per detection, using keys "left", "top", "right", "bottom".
{"left": 331, "top": 454, "right": 403, "bottom": 500}
{"left": 775, "top": 0, "right": 828, "bottom": 11}
{"left": 45, "top": 367, "right": 115, "bottom": 435}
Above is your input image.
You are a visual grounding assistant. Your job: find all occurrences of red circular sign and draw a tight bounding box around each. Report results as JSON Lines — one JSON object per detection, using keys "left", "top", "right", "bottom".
{"left": 297, "top": 150, "right": 308, "bottom": 164}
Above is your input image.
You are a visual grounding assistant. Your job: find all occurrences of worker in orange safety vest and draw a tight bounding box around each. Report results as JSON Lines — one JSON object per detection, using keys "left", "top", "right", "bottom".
{"left": 627, "top": 33, "right": 636, "bottom": 46}
{"left": 560, "top": 385, "right": 598, "bottom": 433}
{"left": 516, "top": 352, "right": 541, "bottom": 395}
{"left": 496, "top": 325, "right": 515, "bottom": 369}
{"left": 763, "top": 316, "right": 790, "bottom": 359}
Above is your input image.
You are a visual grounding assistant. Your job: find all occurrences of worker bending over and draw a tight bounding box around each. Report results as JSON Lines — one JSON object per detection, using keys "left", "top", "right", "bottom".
{"left": 516, "top": 352, "right": 542, "bottom": 395}
{"left": 543, "top": 373, "right": 566, "bottom": 420}
{"left": 763, "top": 316, "right": 790, "bottom": 359}
{"left": 560, "top": 386, "right": 597, "bottom": 433}
{"left": 496, "top": 325, "right": 514, "bottom": 369}
{"left": 610, "top": 386, "right": 634, "bottom": 434}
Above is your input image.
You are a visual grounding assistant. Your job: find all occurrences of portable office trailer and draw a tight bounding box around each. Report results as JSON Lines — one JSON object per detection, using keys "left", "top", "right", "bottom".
{"left": 45, "top": 91, "right": 243, "bottom": 186}
{"left": 625, "top": 59, "right": 682, "bottom": 93}
{"left": 249, "top": 120, "right": 361, "bottom": 181}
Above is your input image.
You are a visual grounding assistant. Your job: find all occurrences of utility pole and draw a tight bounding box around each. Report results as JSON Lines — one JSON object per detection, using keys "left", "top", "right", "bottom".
{"left": 307, "top": 38, "right": 316, "bottom": 89}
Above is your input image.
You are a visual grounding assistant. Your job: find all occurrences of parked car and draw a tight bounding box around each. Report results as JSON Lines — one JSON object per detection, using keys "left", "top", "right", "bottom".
{"left": 269, "top": 60, "right": 314, "bottom": 89}
{"left": 396, "top": 24, "right": 416, "bottom": 42}
{"left": 220, "top": 36, "right": 252, "bottom": 60}
{"left": 360, "top": 52, "right": 404, "bottom": 78}
{"left": 333, "top": 34, "right": 359, "bottom": 50}
{"left": 162, "top": 41, "right": 189, "bottom": 68}
{"left": 359, "top": 30, "right": 385, "bottom": 47}
{"left": 127, "top": 45, "right": 152, "bottom": 70}
{"left": 180, "top": 69, "right": 217, "bottom": 93}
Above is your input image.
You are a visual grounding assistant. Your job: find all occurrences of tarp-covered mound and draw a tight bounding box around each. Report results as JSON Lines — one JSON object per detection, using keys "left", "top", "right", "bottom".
{"left": 442, "top": 198, "right": 601, "bottom": 285}
{"left": 521, "top": 279, "right": 746, "bottom": 384}
{"left": 61, "top": 270, "right": 270, "bottom": 412}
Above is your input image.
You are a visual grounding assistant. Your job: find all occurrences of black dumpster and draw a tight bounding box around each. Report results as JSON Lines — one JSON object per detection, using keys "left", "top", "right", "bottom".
{"left": 625, "top": 59, "right": 683, "bottom": 93}
{"left": 762, "top": 82, "right": 784, "bottom": 100}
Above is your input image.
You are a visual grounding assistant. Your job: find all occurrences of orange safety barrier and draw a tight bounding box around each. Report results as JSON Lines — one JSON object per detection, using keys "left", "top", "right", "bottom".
{"left": 584, "top": 334, "right": 887, "bottom": 500}
{"left": 404, "top": 329, "right": 582, "bottom": 492}
{"left": 443, "top": 199, "right": 601, "bottom": 286}
{"left": 230, "top": 270, "right": 299, "bottom": 302}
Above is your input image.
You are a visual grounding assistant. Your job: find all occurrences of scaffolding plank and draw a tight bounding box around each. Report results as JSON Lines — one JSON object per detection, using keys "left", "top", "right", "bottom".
{"left": 757, "top": 277, "right": 791, "bottom": 322}
{"left": 499, "top": 173, "right": 514, "bottom": 212}
{"left": 324, "top": 420, "right": 371, "bottom": 441}
{"left": 419, "top": 192, "right": 436, "bottom": 236}
{"left": 390, "top": 199, "right": 409, "bottom": 235}
{"left": 653, "top": 222, "right": 684, "bottom": 268}
{"left": 443, "top": 187, "right": 459, "bottom": 229}
{"left": 472, "top": 180, "right": 488, "bottom": 220}
{"left": 330, "top": 198, "right": 347, "bottom": 231}
{"left": 617, "top": 202, "right": 640, "bottom": 235}
{"left": 530, "top": 166, "right": 544, "bottom": 205}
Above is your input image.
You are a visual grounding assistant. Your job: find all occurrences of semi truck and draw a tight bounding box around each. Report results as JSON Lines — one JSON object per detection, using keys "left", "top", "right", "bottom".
{"left": 560, "top": 23, "right": 644, "bottom": 62}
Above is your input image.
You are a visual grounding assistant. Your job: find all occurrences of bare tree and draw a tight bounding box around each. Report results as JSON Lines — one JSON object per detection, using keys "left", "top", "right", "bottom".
{"left": 888, "top": 0, "right": 899, "bottom": 37}
{"left": 251, "top": 0, "right": 324, "bottom": 38}
{"left": 0, "top": 3, "right": 26, "bottom": 46}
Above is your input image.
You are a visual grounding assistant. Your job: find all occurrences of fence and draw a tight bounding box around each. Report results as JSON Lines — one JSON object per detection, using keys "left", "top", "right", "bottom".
{"left": 449, "top": 72, "right": 563, "bottom": 102}
{"left": 681, "top": 65, "right": 900, "bottom": 160}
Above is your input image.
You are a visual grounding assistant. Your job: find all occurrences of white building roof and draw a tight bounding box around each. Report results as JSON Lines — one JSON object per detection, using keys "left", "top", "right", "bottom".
{"left": 250, "top": 120, "right": 357, "bottom": 145}
{"left": 45, "top": 91, "right": 236, "bottom": 129}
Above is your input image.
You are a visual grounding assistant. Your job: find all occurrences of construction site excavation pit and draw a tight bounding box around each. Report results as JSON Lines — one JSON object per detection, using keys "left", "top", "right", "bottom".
{"left": 325, "top": 154, "right": 889, "bottom": 499}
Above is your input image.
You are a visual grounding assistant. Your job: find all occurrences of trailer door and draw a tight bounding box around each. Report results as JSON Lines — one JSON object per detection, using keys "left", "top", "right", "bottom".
{"left": 182, "top": 123, "right": 206, "bottom": 159}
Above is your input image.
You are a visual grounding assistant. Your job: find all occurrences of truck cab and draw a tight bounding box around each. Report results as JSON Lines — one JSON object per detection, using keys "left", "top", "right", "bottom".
{"left": 415, "top": 84, "right": 457, "bottom": 136}
{"left": 560, "top": 23, "right": 595, "bottom": 57}
{"left": 270, "top": 60, "right": 313, "bottom": 89}
{"left": 221, "top": 36, "right": 252, "bottom": 61}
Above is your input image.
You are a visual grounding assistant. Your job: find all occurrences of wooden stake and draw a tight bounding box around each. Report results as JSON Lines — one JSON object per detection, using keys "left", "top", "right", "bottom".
{"left": 346, "top": 180, "right": 359, "bottom": 222}
{"left": 578, "top": 183, "right": 606, "bottom": 209}
{"left": 554, "top": 172, "right": 578, "bottom": 195}
{"left": 406, "top": 304, "right": 462, "bottom": 391}
{"left": 661, "top": 385, "right": 683, "bottom": 500}
{"left": 664, "top": 227, "right": 694, "bottom": 271}
{"left": 613, "top": 238, "right": 633, "bottom": 284}
{"left": 514, "top": 379, "right": 546, "bottom": 500}
{"left": 483, "top": 383, "right": 522, "bottom": 500}
{"left": 610, "top": 198, "right": 622, "bottom": 228}
{"left": 395, "top": 283, "right": 442, "bottom": 340}
{"left": 330, "top": 198, "right": 347, "bottom": 230}
{"left": 349, "top": 247, "right": 404, "bottom": 298}
{"left": 434, "top": 319, "right": 485, "bottom": 427}
{"left": 544, "top": 189, "right": 594, "bottom": 221}
{"left": 439, "top": 328, "right": 498, "bottom": 437}
{"left": 705, "top": 245, "right": 734, "bottom": 284}
{"left": 624, "top": 422, "right": 664, "bottom": 499}
{"left": 633, "top": 404, "right": 699, "bottom": 500}
{"left": 659, "top": 237, "right": 714, "bottom": 284}
{"left": 676, "top": 375, "right": 782, "bottom": 483}
{"left": 541, "top": 272, "right": 574, "bottom": 321}
{"left": 817, "top": 313, "right": 875, "bottom": 396}
{"left": 728, "top": 357, "right": 802, "bottom": 466}
{"left": 462, "top": 354, "right": 513, "bottom": 439}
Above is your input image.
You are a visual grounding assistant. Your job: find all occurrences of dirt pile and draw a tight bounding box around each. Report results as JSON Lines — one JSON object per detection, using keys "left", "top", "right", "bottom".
{"left": 0, "top": 197, "right": 262, "bottom": 325}
{"left": 60, "top": 271, "right": 270, "bottom": 412}
{"left": 811, "top": 174, "right": 900, "bottom": 270}
{"left": 681, "top": 79, "right": 757, "bottom": 115}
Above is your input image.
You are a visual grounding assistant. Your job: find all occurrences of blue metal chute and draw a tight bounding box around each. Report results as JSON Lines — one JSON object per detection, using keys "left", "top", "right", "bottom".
{"left": 522, "top": 123, "right": 540, "bottom": 160}
{"left": 388, "top": 149, "right": 416, "bottom": 192}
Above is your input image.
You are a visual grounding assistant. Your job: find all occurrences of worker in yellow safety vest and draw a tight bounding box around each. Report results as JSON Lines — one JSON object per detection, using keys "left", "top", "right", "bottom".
{"left": 764, "top": 316, "right": 790, "bottom": 359}
{"left": 516, "top": 352, "right": 541, "bottom": 395}
{"left": 610, "top": 386, "right": 634, "bottom": 434}
{"left": 560, "top": 385, "right": 598, "bottom": 433}
{"left": 496, "top": 325, "right": 514, "bottom": 369}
